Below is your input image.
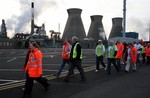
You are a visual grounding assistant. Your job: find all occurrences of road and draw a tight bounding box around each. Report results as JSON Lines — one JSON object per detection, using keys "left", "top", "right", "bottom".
{"left": 0, "top": 48, "right": 150, "bottom": 98}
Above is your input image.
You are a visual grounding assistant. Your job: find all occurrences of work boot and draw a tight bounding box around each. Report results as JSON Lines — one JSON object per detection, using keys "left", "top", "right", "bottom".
{"left": 22, "top": 94, "right": 31, "bottom": 98}
{"left": 45, "top": 83, "right": 50, "bottom": 92}
{"left": 53, "top": 73, "right": 60, "bottom": 78}
{"left": 63, "top": 78, "right": 69, "bottom": 83}
{"left": 80, "top": 77, "right": 86, "bottom": 82}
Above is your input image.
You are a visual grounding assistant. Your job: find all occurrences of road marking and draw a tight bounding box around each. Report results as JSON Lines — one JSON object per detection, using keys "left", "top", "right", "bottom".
{"left": 6, "top": 57, "right": 16, "bottom": 62}
{"left": 10, "top": 51, "right": 15, "bottom": 54}
{"left": 0, "top": 66, "right": 95, "bottom": 91}
{"left": 0, "top": 69, "right": 22, "bottom": 71}
{"left": 24, "top": 51, "right": 27, "bottom": 54}
{"left": 0, "top": 79, "right": 19, "bottom": 82}
{"left": 0, "top": 69, "right": 63, "bottom": 72}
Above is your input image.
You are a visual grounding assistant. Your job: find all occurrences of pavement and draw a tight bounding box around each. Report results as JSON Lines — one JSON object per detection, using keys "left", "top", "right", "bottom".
{"left": 0, "top": 48, "right": 150, "bottom": 98}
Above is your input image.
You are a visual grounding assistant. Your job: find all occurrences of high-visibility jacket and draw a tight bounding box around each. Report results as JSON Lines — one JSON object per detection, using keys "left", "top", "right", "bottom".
{"left": 73, "top": 42, "right": 82, "bottom": 59}
{"left": 116, "top": 43, "right": 124, "bottom": 58}
{"left": 141, "top": 46, "right": 145, "bottom": 54}
{"left": 62, "top": 42, "right": 71, "bottom": 59}
{"left": 145, "top": 46, "right": 150, "bottom": 56}
{"left": 25, "top": 48, "right": 43, "bottom": 78}
{"left": 95, "top": 44, "right": 105, "bottom": 56}
{"left": 108, "top": 45, "right": 116, "bottom": 58}
{"left": 130, "top": 46, "right": 137, "bottom": 63}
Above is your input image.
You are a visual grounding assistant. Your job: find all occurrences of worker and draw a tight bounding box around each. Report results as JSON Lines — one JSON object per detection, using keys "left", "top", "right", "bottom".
{"left": 116, "top": 39, "right": 124, "bottom": 69}
{"left": 145, "top": 43, "right": 150, "bottom": 65}
{"left": 22, "top": 42, "right": 49, "bottom": 98}
{"left": 95, "top": 40, "right": 106, "bottom": 72}
{"left": 124, "top": 43, "right": 137, "bottom": 72}
{"left": 64, "top": 36, "right": 86, "bottom": 82}
{"left": 106, "top": 40, "right": 120, "bottom": 75}
{"left": 134, "top": 41, "right": 142, "bottom": 65}
{"left": 54, "top": 38, "right": 74, "bottom": 78}
{"left": 141, "top": 44, "right": 146, "bottom": 64}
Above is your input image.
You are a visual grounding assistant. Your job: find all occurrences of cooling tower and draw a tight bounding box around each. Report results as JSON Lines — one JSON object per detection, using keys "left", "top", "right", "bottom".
{"left": 62, "top": 8, "right": 86, "bottom": 40}
{"left": 87, "top": 15, "right": 107, "bottom": 42}
{"left": 109, "top": 17, "right": 123, "bottom": 39}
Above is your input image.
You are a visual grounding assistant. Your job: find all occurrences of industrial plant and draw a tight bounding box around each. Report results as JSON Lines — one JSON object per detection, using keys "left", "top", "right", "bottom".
{"left": 0, "top": 2, "right": 140, "bottom": 49}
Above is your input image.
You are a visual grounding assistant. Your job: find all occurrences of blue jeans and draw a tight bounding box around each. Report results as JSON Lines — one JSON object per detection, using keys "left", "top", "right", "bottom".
{"left": 57, "top": 59, "right": 71, "bottom": 75}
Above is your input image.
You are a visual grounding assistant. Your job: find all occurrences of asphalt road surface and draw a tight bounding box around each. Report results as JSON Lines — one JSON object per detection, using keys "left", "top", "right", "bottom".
{"left": 0, "top": 48, "right": 150, "bottom": 98}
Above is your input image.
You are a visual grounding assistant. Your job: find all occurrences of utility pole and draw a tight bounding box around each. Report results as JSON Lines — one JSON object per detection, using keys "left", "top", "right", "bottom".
{"left": 149, "top": 21, "right": 150, "bottom": 41}
{"left": 123, "top": 0, "right": 126, "bottom": 38}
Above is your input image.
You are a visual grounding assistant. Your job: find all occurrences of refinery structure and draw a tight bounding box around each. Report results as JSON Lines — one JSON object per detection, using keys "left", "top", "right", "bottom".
{"left": 0, "top": 2, "right": 139, "bottom": 49}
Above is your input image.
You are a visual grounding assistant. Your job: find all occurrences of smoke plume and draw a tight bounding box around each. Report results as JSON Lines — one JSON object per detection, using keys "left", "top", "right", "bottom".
{"left": 6, "top": 0, "right": 58, "bottom": 35}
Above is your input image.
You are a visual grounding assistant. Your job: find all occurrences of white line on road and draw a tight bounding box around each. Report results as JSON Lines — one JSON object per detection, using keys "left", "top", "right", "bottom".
{"left": 6, "top": 57, "right": 16, "bottom": 62}
{"left": 10, "top": 51, "right": 15, "bottom": 54}
{"left": 0, "top": 69, "right": 22, "bottom": 71}
{"left": 0, "top": 69, "right": 63, "bottom": 72}
{"left": 0, "top": 79, "right": 19, "bottom": 82}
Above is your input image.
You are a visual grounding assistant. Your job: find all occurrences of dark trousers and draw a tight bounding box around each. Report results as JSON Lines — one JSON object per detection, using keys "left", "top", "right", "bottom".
{"left": 116, "top": 58, "right": 121, "bottom": 69}
{"left": 96, "top": 56, "right": 106, "bottom": 70}
{"left": 146, "top": 56, "right": 150, "bottom": 65}
{"left": 24, "top": 73, "right": 49, "bottom": 95}
{"left": 136, "top": 53, "right": 141, "bottom": 64}
{"left": 57, "top": 59, "right": 74, "bottom": 75}
{"left": 142, "top": 53, "right": 146, "bottom": 63}
{"left": 107, "top": 58, "right": 120, "bottom": 74}
{"left": 65, "top": 60, "right": 85, "bottom": 80}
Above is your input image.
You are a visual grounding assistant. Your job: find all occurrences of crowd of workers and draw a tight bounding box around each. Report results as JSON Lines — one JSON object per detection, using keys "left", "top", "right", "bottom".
{"left": 21, "top": 36, "right": 150, "bottom": 98}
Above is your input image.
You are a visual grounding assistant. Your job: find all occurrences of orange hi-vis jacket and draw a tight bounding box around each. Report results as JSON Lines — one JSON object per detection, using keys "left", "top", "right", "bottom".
{"left": 145, "top": 46, "right": 150, "bottom": 56}
{"left": 25, "top": 48, "right": 43, "bottom": 78}
{"left": 116, "top": 43, "right": 124, "bottom": 58}
{"left": 62, "top": 42, "right": 71, "bottom": 59}
{"left": 130, "top": 46, "right": 137, "bottom": 63}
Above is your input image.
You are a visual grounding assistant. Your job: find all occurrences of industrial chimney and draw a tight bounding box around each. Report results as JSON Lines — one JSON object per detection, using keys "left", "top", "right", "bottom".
{"left": 31, "top": 2, "right": 34, "bottom": 35}
{"left": 109, "top": 17, "right": 123, "bottom": 39}
{"left": 87, "top": 15, "right": 107, "bottom": 42}
{"left": 62, "top": 8, "right": 86, "bottom": 40}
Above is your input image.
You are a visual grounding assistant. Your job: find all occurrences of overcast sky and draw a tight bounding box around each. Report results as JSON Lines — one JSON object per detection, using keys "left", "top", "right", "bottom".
{"left": 0, "top": 0, "right": 150, "bottom": 40}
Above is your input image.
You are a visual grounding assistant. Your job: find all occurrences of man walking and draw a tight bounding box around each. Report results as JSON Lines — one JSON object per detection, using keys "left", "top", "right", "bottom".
{"left": 124, "top": 43, "right": 137, "bottom": 72}
{"left": 95, "top": 40, "right": 106, "bottom": 72}
{"left": 106, "top": 41, "right": 120, "bottom": 75}
{"left": 22, "top": 42, "right": 49, "bottom": 98}
{"left": 64, "top": 36, "right": 86, "bottom": 82}
{"left": 116, "top": 39, "right": 124, "bottom": 69}
{"left": 54, "top": 38, "right": 73, "bottom": 77}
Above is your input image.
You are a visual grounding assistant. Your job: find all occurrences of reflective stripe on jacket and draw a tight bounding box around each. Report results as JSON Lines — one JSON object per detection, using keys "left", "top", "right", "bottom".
{"left": 62, "top": 42, "right": 71, "bottom": 59}
{"left": 141, "top": 46, "right": 145, "bottom": 53}
{"left": 116, "top": 43, "right": 124, "bottom": 58}
{"left": 108, "top": 45, "right": 116, "bottom": 58}
{"left": 25, "top": 48, "right": 43, "bottom": 77}
{"left": 145, "top": 46, "right": 150, "bottom": 56}
{"left": 95, "top": 44, "right": 105, "bottom": 56}
{"left": 73, "top": 42, "right": 82, "bottom": 59}
{"left": 130, "top": 47, "right": 137, "bottom": 63}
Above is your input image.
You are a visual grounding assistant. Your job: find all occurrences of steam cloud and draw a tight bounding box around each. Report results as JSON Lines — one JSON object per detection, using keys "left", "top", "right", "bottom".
{"left": 6, "top": 0, "right": 58, "bottom": 35}
{"left": 127, "top": 17, "right": 150, "bottom": 41}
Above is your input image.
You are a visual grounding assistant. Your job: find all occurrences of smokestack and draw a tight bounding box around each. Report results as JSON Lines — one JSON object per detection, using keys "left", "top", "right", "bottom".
{"left": 62, "top": 8, "right": 86, "bottom": 40}
{"left": 109, "top": 17, "right": 123, "bottom": 39}
{"left": 31, "top": 2, "right": 34, "bottom": 35}
{"left": 87, "top": 15, "right": 107, "bottom": 42}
